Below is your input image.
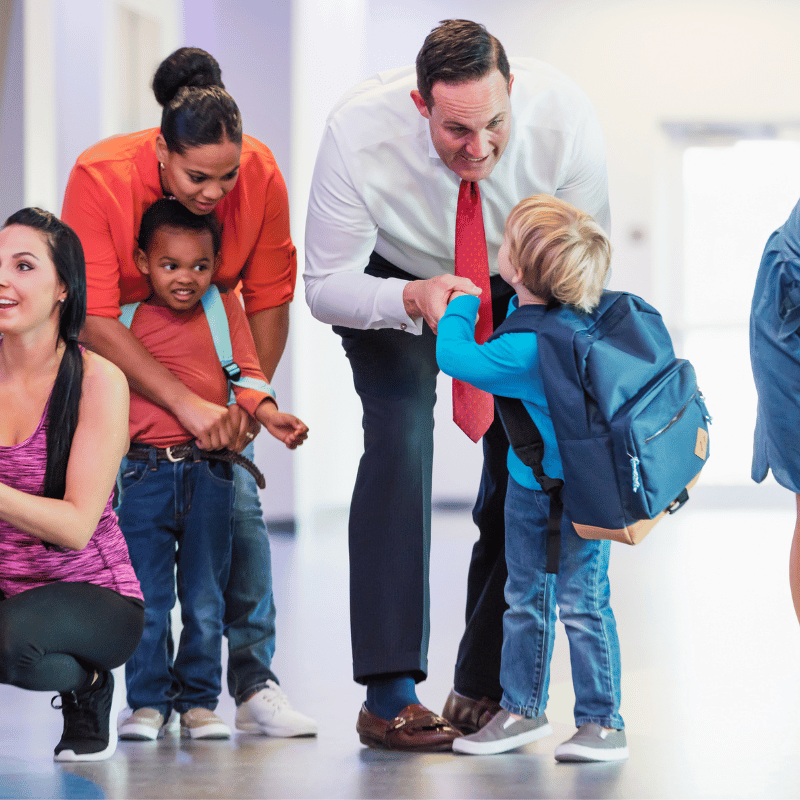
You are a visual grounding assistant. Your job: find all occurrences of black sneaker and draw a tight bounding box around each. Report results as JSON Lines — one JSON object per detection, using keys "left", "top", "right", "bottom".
{"left": 52, "top": 670, "right": 115, "bottom": 762}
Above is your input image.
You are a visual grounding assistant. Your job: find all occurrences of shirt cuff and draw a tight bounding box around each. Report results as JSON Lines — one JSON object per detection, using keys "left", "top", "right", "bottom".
{"left": 374, "top": 277, "right": 424, "bottom": 335}
{"left": 233, "top": 388, "right": 276, "bottom": 417}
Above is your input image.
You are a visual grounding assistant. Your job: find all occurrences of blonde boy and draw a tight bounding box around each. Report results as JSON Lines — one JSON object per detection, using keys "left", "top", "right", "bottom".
{"left": 436, "top": 195, "right": 626, "bottom": 762}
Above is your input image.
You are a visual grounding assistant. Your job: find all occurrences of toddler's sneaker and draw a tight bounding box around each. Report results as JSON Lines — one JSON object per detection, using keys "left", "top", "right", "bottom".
{"left": 554, "top": 722, "right": 629, "bottom": 762}
{"left": 52, "top": 670, "right": 115, "bottom": 762}
{"left": 180, "top": 708, "right": 231, "bottom": 739}
{"left": 235, "top": 680, "right": 318, "bottom": 737}
{"left": 453, "top": 708, "right": 552, "bottom": 755}
{"left": 118, "top": 707, "right": 167, "bottom": 741}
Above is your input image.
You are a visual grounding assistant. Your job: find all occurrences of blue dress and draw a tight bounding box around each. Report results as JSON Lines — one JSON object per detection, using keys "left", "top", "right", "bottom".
{"left": 751, "top": 198, "right": 800, "bottom": 492}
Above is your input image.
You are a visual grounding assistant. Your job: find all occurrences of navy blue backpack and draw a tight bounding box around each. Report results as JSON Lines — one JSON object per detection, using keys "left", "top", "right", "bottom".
{"left": 492, "top": 291, "right": 711, "bottom": 572}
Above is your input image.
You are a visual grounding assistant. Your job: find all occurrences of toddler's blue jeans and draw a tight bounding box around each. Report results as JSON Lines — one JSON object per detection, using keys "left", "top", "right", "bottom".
{"left": 501, "top": 476, "right": 624, "bottom": 729}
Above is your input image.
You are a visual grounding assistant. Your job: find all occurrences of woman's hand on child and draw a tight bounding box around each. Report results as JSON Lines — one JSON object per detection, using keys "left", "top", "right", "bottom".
{"left": 226, "top": 404, "right": 262, "bottom": 452}
{"left": 177, "top": 395, "right": 239, "bottom": 450}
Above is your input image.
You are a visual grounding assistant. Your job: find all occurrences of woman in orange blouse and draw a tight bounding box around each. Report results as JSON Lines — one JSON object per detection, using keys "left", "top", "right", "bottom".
{"left": 61, "top": 47, "right": 317, "bottom": 739}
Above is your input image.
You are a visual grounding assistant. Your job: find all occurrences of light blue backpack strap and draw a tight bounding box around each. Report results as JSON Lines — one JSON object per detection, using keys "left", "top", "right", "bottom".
{"left": 234, "top": 375, "right": 276, "bottom": 399}
{"left": 200, "top": 285, "right": 277, "bottom": 404}
{"left": 201, "top": 285, "right": 235, "bottom": 375}
{"left": 118, "top": 302, "right": 139, "bottom": 329}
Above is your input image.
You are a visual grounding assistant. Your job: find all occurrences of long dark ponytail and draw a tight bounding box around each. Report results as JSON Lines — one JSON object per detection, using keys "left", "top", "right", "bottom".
{"left": 3, "top": 208, "right": 86, "bottom": 499}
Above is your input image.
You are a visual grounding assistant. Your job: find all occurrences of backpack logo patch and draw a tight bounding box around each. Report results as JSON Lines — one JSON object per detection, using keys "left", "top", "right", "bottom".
{"left": 695, "top": 428, "right": 709, "bottom": 460}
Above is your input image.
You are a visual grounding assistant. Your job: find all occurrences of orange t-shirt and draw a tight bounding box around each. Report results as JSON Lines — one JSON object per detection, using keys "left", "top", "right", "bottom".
{"left": 126, "top": 291, "right": 273, "bottom": 447}
{"left": 61, "top": 129, "right": 296, "bottom": 319}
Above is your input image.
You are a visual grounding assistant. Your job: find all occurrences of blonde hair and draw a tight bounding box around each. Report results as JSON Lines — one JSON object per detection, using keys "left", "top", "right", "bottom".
{"left": 505, "top": 194, "right": 611, "bottom": 313}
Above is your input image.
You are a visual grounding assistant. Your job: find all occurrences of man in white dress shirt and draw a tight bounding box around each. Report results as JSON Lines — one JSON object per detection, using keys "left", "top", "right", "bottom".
{"left": 305, "top": 19, "right": 610, "bottom": 751}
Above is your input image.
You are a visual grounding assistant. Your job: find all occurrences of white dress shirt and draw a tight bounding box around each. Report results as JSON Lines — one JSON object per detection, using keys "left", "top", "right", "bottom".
{"left": 304, "top": 58, "right": 610, "bottom": 334}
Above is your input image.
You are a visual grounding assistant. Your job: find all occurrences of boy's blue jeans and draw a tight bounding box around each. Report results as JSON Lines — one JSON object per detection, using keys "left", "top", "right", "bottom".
{"left": 501, "top": 476, "right": 624, "bottom": 729}
{"left": 225, "top": 440, "right": 279, "bottom": 703}
{"left": 117, "top": 450, "right": 234, "bottom": 718}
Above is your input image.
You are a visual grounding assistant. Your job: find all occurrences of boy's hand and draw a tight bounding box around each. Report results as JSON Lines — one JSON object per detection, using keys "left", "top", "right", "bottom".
{"left": 448, "top": 290, "right": 470, "bottom": 302}
{"left": 264, "top": 412, "right": 309, "bottom": 450}
{"left": 255, "top": 399, "right": 309, "bottom": 449}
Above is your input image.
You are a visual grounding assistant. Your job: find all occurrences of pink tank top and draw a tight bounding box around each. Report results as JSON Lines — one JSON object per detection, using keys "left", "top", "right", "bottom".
{"left": 0, "top": 398, "right": 143, "bottom": 601}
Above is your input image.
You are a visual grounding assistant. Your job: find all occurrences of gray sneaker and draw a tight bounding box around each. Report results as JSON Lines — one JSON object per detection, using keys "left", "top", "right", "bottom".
{"left": 554, "top": 722, "right": 629, "bottom": 762}
{"left": 452, "top": 708, "right": 552, "bottom": 755}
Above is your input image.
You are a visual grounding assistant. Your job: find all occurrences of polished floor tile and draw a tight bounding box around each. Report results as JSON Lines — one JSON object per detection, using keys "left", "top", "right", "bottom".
{"left": 1, "top": 485, "right": 798, "bottom": 798}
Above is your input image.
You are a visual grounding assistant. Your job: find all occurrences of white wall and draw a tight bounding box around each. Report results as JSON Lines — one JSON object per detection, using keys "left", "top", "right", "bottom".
{"left": 53, "top": 0, "right": 104, "bottom": 207}
{"left": 291, "top": 0, "right": 800, "bottom": 520}
{"left": 490, "top": 0, "right": 800, "bottom": 306}
{"left": 52, "top": 0, "right": 180, "bottom": 206}
{"left": 290, "top": 0, "right": 367, "bottom": 524}
{"left": 0, "top": 0, "right": 24, "bottom": 221}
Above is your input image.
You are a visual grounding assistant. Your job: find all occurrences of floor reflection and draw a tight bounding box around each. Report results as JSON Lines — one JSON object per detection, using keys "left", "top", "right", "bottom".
{"left": 0, "top": 489, "right": 797, "bottom": 799}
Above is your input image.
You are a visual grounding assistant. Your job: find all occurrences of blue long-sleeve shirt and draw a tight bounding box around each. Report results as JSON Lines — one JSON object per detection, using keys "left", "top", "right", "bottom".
{"left": 436, "top": 294, "right": 563, "bottom": 490}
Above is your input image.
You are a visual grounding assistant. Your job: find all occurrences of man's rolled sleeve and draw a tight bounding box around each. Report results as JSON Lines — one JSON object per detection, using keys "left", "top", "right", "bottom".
{"left": 305, "top": 126, "right": 418, "bottom": 332}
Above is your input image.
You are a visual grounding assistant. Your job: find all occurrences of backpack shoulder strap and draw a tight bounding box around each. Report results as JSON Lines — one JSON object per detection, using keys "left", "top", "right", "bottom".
{"left": 201, "top": 285, "right": 236, "bottom": 378}
{"left": 487, "top": 303, "right": 547, "bottom": 342}
{"left": 118, "top": 302, "right": 140, "bottom": 329}
{"left": 487, "top": 302, "right": 565, "bottom": 571}
{"left": 494, "top": 395, "right": 563, "bottom": 574}
{"left": 200, "top": 286, "right": 275, "bottom": 403}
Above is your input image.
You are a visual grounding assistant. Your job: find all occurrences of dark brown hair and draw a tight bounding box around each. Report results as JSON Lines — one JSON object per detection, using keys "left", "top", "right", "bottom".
{"left": 3, "top": 208, "right": 86, "bottom": 501}
{"left": 415, "top": 20, "right": 510, "bottom": 109}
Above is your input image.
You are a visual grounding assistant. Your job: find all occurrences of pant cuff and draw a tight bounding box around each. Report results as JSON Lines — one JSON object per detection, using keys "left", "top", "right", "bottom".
{"left": 236, "top": 679, "right": 278, "bottom": 706}
{"left": 574, "top": 716, "right": 625, "bottom": 730}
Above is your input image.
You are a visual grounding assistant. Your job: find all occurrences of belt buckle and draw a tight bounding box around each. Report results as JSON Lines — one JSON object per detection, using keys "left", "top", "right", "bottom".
{"left": 165, "top": 446, "right": 185, "bottom": 463}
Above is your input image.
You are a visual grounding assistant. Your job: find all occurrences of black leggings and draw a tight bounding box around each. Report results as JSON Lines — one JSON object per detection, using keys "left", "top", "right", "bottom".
{"left": 0, "top": 582, "right": 144, "bottom": 692}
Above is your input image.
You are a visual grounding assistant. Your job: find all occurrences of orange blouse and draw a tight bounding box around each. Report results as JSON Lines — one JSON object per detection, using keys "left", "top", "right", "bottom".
{"left": 62, "top": 128, "right": 296, "bottom": 319}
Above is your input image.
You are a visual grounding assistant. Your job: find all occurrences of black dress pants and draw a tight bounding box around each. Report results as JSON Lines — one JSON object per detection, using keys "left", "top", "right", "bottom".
{"left": 336, "top": 252, "right": 512, "bottom": 696}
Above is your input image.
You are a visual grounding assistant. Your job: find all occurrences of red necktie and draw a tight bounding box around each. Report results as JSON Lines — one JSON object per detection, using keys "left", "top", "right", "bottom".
{"left": 452, "top": 180, "right": 494, "bottom": 442}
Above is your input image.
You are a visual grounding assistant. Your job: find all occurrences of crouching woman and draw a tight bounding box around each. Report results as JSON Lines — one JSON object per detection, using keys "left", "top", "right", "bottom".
{"left": 0, "top": 208, "right": 143, "bottom": 761}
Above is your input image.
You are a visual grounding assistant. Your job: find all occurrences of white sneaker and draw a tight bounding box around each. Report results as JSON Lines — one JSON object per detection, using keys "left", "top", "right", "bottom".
{"left": 554, "top": 722, "right": 629, "bottom": 762}
{"left": 163, "top": 708, "right": 180, "bottom": 733}
{"left": 180, "top": 708, "right": 231, "bottom": 740}
{"left": 117, "top": 707, "right": 167, "bottom": 741}
{"left": 235, "top": 680, "right": 318, "bottom": 737}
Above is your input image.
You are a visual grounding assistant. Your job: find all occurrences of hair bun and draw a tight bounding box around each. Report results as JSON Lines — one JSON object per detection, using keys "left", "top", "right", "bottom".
{"left": 152, "top": 47, "right": 224, "bottom": 106}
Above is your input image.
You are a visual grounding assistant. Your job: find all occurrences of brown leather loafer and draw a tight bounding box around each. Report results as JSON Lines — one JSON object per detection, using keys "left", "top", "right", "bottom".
{"left": 356, "top": 703, "right": 461, "bottom": 752}
{"left": 441, "top": 688, "right": 502, "bottom": 735}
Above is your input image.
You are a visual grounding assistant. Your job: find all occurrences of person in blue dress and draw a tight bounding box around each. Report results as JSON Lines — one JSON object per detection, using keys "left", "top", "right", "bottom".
{"left": 751, "top": 198, "right": 800, "bottom": 624}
